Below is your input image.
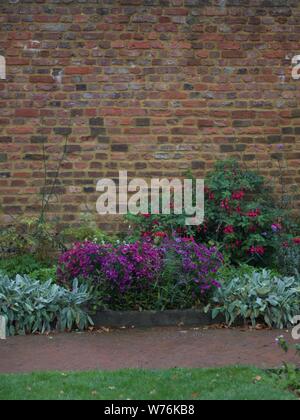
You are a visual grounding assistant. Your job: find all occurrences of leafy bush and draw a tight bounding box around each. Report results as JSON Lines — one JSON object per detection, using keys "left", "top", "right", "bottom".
{"left": 0, "top": 217, "right": 62, "bottom": 263}
{"left": 274, "top": 238, "right": 300, "bottom": 277}
{"left": 216, "top": 264, "right": 259, "bottom": 285}
{"left": 62, "top": 213, "right": 112, "bottom": 245}
{"left": 0, "top": 275, "right": 92, "bottom": 336}
{"left": 216, "top": 264, "right": 280, "bottom": 286}
{"left": 28, "top": 267, "right": 57, "bottom": 283}
{"left": 125, "top": 160, "right": 288, "bottom": 266}
{"left": 209, "top": 269, "right": 300, "bottom": 328}
{"left": 0, "top": 255, "right": 49, "bottom": 278}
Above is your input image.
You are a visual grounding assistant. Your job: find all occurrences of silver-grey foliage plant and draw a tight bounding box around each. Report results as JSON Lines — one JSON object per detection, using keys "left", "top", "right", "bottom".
{"left": 0, "top": 275, "right": 93, "bottom": 336}
{"left": 209, "top": 270, "right": 300, "bottom": 329}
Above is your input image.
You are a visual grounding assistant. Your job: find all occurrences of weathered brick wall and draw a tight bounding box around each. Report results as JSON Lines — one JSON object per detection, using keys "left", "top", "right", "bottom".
{"left": 0, "top": 0, "right": 299, "bottom": 230}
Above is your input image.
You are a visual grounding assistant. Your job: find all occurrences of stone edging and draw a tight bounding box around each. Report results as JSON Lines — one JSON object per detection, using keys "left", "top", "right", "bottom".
{"left": 92, "top": 309, "right": 227, "bottom": 328}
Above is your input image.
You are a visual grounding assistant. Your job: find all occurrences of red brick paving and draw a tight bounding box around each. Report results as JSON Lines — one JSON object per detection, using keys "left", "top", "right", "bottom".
{"left": 0, "top": 327, "right": 298, "bottom": 374}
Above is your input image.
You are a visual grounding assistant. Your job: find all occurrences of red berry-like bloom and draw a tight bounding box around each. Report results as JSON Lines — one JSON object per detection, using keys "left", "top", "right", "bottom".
{"left": 224, "top": 225, "right": 235, "bottom": 235}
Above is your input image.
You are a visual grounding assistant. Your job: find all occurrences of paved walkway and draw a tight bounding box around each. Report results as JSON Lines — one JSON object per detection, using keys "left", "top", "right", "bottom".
{"left": 0, "top": 327, "right": 298, "bottom": 373}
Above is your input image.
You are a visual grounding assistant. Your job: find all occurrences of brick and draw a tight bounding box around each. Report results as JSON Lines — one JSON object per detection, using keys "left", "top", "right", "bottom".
{"left": 222, "top": 51, "right": 245, "bottom": 59}
{"left": 7, "top": 127, "right": 34, "bottom": 135}
{"left": 54, "top": 128, "right": 72, "bottom": 136}
{"left": 232, "top": 111, "right": 256, "bottom": 119}
{"left": 111, "top": 144, "right": 129, "bottom": 152}
{"left": 16, "top": 109, "right": 40, "bottom": 118}
{"left": 220, "top": 145, "right": 234, "bottom": 153}
{"left": 192, "top": 161, "right": 205, "bottom": 170}
{"left": 30, "top": 76, "right": 55, "bottom": 84}
{"left": 136, "top": 118, "right": 150, "bottom": 127}
{"left": 91, "top": 128, "right": 106, "bottom": 137}
{"left": 220, "top": 42, "right": 240, "bottom": 50}
{"left": 128, "top": 42, "right": 152, "bottom": 49}
{"left": 268, "top": 136, "right": 282, "bottom": 144}
{"left": 30, "top": 136, "right": 47, "bottom": 144}
{"left": 7, "top": 58, "right": 30, "bottom": 66}
{"left": 89, "top": 118, "right": 104, "bottom": 126}
{"left": 198, "top": 120, "right": 214, "bottom": 127}
{"left": 24, "top": 154, "right": 45, "bottom": 161}
{"left": 65, "top": 67, "right": 93, "bottom": 75}
{"left": 233, "top": 121, "right": 252, "bottom": 127}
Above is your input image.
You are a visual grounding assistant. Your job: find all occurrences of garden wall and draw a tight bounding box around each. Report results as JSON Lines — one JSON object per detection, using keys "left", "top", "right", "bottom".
{"left": 0, "top": 0, "right": 299, "bottom": 231}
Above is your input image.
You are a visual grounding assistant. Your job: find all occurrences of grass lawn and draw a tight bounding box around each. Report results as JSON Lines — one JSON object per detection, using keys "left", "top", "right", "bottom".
{"left": 0, "top": 366, "right": 298, "bottom": 400}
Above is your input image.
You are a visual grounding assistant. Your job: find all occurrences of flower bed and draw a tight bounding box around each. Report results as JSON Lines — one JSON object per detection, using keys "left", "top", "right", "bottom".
{"left": 57, "top": 238, "right": 223, "bottom": 312}
{"left": 1, "top": 159, "right": 300, "bottom": 336}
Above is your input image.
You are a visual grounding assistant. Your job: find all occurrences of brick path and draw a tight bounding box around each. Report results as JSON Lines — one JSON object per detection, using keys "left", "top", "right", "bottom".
{"left": 0, "top": 327, "right": 298, "bottom": 373}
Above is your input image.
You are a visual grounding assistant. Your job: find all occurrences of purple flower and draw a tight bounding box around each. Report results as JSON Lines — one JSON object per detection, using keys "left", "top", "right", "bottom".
{"left": 58, "top": 240, "right": 163, "bottom": 292}
{"left": 161, "top": 237, "right": 223, "bottom": 294}
{"left": 57, "top": 238, "right": 223, "bottom": 299}
{"left": 271, "top": 223, "right": 282, "bottom": 233}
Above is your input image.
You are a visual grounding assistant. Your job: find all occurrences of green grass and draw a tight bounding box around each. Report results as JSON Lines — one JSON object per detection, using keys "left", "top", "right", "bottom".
{"left": 0, "top": 367, "right": 298, "bottom": 400}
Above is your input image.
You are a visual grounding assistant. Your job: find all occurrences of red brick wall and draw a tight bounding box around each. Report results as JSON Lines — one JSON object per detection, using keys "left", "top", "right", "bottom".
{"left": 0, "top": 0, "right": 299, "bottom": 230}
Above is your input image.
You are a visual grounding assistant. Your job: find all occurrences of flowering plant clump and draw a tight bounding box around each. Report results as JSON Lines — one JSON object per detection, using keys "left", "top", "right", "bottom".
{"left": 99, "top": 241, "right": 164, "bottom": 292}
{"left": 57, "top": 238, "right": 223, "bottom": 310}
{"left": 161, "top": 237, "right": 223, "bottom": 294}
{"left": 57, "top": 240, "right": 164, "bottom": 292}
{"left": 196, "top": 160, "right": 290, "bottom": 265}
{"left": 57, "top": 241, "right": 104, "bottom": 286}
{"left": 126, "top": 160, "right": 290, "bottom": 266}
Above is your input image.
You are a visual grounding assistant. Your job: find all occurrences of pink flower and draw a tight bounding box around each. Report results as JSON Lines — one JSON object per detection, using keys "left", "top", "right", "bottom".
{"left": 154, "top": 231, "right": 167, "bottom": 238}
{"left": 224, "top": 225, "right": 235, "bottom": 235}
{"left": 247, "top": 209, "right": 261, "bottom": 218}
{"left": 142, "top": 232, "right": 152, "bottom": 238}
{"left": 249, "top": 246, "right": 265, "bottom": 256}
{"left": 221, "top": 198, "right": 230, "bottom": 211}
{"left": 232, "top": 191, "right": 245, "bottom": 201}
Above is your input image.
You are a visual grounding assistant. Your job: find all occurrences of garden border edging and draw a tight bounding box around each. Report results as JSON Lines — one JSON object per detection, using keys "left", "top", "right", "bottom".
{"left": 92, "top": 310, "right": 228, "bottom": 328}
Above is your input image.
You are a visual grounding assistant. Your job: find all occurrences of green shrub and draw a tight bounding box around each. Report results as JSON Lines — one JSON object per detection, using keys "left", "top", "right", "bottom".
{"left": 0, "top": 275, "right": 93, "bottom": 336}
{"left": 274, "top": 240, "right": 300, "bottom": 277}
{"left": 0, "top": 255, "right": 48, "bottom": 278}
{"left": 209, "top": 269, "right": 300, "bottom": 328}
{"left": 28, "top": 267, "right": 57, "bottom": 283}
{"left": 0, "top": 217, "right": 62, "bottom": 263}
{"left": 216, "top": 264, "right": 261, "bottom": 285}
{"left": 62, "top": 213, "right": 113, "bottom": 245}
{"left": 125, "top": 160, "right": 289, "bottom": 266}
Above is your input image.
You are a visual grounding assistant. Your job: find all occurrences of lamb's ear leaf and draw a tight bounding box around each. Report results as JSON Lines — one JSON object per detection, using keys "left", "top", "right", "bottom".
{"left": 204, "top": 304, "right": 210, "bottom": 314}
{"left": 212, "top": 308, "right": 221, "bottom": 319}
